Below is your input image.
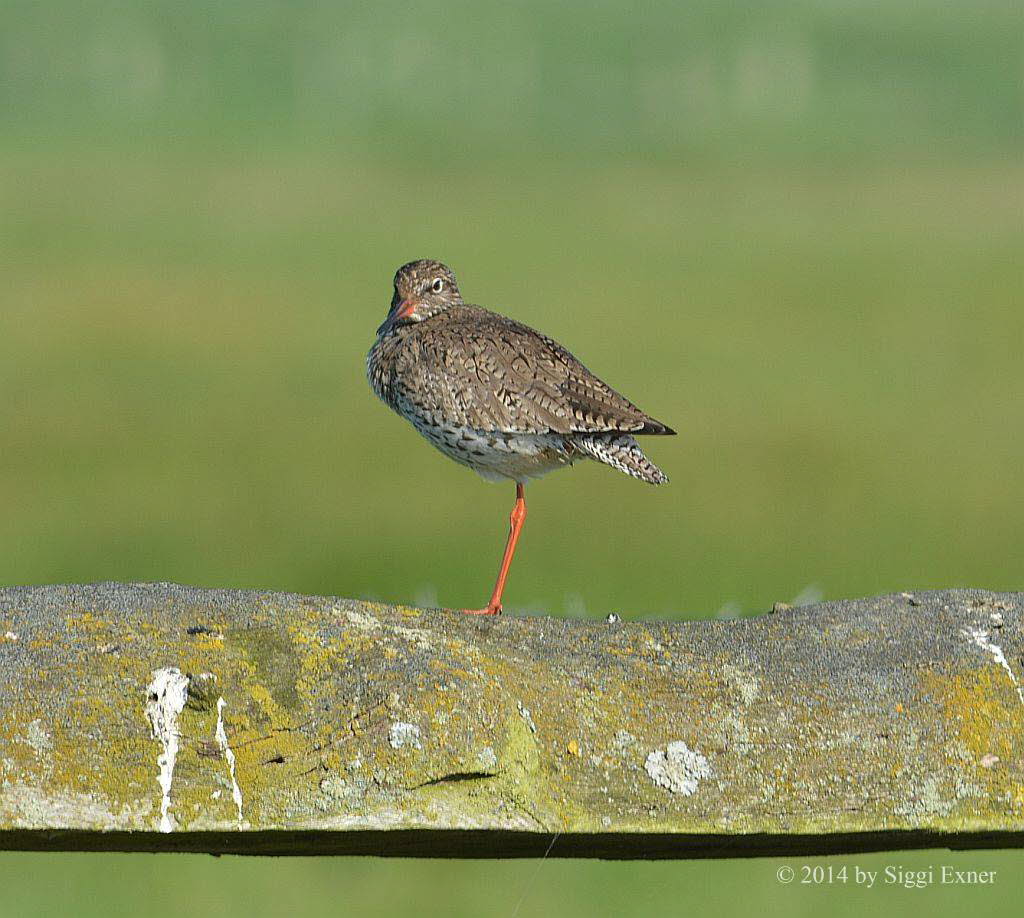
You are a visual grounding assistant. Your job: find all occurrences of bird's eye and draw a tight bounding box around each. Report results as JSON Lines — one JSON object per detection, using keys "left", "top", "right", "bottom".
{"left": 431, "top": 278, "right": 444, "bottom": 293}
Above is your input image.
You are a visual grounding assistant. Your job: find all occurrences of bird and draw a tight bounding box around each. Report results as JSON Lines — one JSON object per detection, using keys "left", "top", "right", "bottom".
{"left": 367, "top": 259, "right": 675, "bottom": 615}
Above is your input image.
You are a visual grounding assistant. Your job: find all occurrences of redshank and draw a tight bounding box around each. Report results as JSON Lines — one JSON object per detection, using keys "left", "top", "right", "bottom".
{"left": 367, "top": 259, "right": 674, "bottom": 615}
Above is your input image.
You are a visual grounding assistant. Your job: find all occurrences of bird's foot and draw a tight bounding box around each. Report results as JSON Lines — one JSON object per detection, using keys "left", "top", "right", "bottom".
{"left": 462, "top": 603, "right": 502, "bottom": 616}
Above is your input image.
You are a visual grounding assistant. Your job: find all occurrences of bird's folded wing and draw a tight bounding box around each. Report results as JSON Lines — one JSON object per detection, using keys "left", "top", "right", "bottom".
{"left": 415, "top": 310, "right": 669, "bottom": 436}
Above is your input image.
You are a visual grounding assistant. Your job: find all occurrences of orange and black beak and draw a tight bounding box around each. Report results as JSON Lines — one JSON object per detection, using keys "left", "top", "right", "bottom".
{"left": 377, "top": 297, "right": 420, "bottom": 336}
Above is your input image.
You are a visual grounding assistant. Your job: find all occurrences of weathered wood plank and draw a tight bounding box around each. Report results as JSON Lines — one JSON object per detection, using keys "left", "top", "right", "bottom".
{"left": 1, "top": 583, "right": 1022, "bottom": 858}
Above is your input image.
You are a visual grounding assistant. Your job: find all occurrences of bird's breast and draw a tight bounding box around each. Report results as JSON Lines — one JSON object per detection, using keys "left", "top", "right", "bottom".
{"left": 366, "top": 332, "right": 412, "bottom": 412}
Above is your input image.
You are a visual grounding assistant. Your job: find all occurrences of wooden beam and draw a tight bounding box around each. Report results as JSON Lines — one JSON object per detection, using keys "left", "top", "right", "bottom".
{"left": 1, "top": 583, "right": 1022, "bottom": 858}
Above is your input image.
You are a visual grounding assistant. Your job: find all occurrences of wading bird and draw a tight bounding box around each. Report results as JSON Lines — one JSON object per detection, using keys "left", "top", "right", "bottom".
{"left": 367, "top": 260, "right": 674, "bottom": 614}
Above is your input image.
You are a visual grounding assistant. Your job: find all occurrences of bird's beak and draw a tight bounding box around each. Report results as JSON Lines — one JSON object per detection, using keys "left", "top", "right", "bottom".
{"left": 377, "top": 299, "right": 420, "bottom": 336}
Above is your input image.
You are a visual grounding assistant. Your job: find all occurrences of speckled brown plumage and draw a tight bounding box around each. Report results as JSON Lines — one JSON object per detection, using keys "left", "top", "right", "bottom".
{"left": 368, "top": 260, "right": 674, "bottom": 486}
{"left": 366, "top": 259, "right": 675, "bottom": 615}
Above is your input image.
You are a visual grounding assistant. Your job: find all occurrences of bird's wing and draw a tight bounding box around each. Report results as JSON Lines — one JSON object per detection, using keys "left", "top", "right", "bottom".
{"left": 409, "top": 307, "right": 674, "bottom": 436}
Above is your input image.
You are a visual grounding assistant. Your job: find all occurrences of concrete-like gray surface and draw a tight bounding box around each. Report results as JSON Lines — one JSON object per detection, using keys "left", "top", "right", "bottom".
{"left": 1, "top": 583, "right": 1022, "bottom": 858}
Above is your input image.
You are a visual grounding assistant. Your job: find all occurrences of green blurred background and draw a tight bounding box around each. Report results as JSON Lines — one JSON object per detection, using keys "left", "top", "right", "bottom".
{"left": 1, "top": 0, "right": 1022, "bottom": 914}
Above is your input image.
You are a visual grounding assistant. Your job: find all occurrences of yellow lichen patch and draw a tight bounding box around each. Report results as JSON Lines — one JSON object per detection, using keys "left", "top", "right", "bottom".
{"left": 231, "top": 627, "right": 301, "bottom": 712}
{"left": 920, "top": 665, "right": 1022, "bottom": 765}
{"left": 63, "top": 612, "right": 109, "bottom": 632}
{"left": 189, "top": 632, "right": 225, "bottom": 653}
{"left": 224, "top": 679, "right": 318, "bottom": 811}
{"left": 0, "top": 666, "right": 157, "bottom": 831}
{"left": 292, "top": 639, "right": 345, "bottom": 701}
{"left": 494, "top": 710, "right": 559, "bottom": 829}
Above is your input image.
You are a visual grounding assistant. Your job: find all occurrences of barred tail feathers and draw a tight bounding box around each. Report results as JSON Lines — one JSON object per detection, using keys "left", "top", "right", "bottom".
{"left": 574, "top": 434, "right": 668, "bottom": 485}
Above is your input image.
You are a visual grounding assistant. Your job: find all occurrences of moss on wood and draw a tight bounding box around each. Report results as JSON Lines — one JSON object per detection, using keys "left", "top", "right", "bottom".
{"left": 1, "top": 584, "right": 1023, "bottom": 857}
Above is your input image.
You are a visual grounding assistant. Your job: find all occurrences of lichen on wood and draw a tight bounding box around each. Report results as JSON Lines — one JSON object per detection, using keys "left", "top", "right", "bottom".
{"left": 1, "top": 583, "right": 1023, "bottom": 858}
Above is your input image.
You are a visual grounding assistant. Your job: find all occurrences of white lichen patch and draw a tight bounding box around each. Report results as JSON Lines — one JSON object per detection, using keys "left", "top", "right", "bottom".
{"left": 715, "top": 711, "right": 754, "bottom": 753}
{"left": 723, "top": 664, "right": 760, "bottom": 706}
{"left": 3, "top": 782, "right": 147, "bottom": 830}
{"left": 392, "top": 625, "right": 432, "bottom": 649}
{"left": 145, "top": 667, "right": 189, "bottom": 833}
{"left": 388, "top": 721, "right": 422, "bottom": 750}
{"left": 895, "top": 775, "right": 953, "bottom": 820}
{"left": 517, "top": 702, "right": 537, "bottom": 734}
{"left": 344, "top": 609, "right": 382, "bottom": 633}
{"left": 25, "top": 719, "right": 53, "bottom": 757}
{"left": 215, "top": 697, "right": 245, "bottom": 827}
{"left": 315, "top": 771, "right": 370, "bottom": 812}
{"left": 19, "top": 720, "right": 54, "bottom": 780}
{"left": 645, "top": 741, "right": 713, "bottom": 796}
{"left": 964, "top": 627, "right": 1024, "bottom": 706}
{"left": 612, "top": 729, "right": 636, "bottom": 752}
{"left": 477, "top": 746, "right": 498, "bottom": 770}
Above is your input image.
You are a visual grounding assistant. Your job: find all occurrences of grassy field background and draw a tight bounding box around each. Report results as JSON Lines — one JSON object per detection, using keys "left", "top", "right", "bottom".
{"left": 1, "top": 0, "right": 1023, "bottom": 915}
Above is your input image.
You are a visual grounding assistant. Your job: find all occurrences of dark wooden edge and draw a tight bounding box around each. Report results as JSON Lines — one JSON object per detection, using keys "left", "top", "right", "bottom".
{"left": 3, "top": 829, "right": 1023, "bottom": 859}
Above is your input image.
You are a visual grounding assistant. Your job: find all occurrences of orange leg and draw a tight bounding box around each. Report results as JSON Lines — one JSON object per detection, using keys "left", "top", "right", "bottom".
{"left": 464, "top": 482, "right": 526, "bottom": 616}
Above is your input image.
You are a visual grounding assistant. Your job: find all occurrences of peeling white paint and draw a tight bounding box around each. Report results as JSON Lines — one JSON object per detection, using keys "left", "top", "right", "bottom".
{"left": 145, "top": 667, "right": 189, "bottom": 833}
{"left": 388, "top": 722, "right": 421, "bottom": 749}
{"left": 215, "top": 697, "right": 244, "bottom": 826}
{"left": 964, "top": 627, "right": 1024, "bottom": 707}
{"left": 645, "top": 741, "right": 712, "bottom": 796}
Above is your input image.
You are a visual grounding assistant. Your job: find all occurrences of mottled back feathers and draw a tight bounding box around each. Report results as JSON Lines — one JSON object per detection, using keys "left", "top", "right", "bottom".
{"left": 369, "top": 304, "right": 673, "bottom": 439}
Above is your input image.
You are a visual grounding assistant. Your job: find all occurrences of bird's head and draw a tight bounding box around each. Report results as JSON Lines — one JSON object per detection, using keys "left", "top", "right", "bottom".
{"left": 377, "top": 259, "right": 462, "bottom": 336}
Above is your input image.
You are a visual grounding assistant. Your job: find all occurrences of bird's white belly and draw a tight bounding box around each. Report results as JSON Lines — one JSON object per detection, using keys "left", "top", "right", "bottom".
{"left": 413, "top": 421, "right": 574, "bottom": 483}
